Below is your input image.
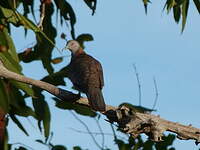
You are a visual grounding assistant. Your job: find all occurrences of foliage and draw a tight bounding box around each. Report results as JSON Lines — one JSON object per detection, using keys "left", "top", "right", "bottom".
{"left": 0, "top": 0, "right": 197, "bottom": 149}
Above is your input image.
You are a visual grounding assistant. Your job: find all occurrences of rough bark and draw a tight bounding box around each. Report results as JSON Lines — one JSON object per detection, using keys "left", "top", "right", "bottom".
{"left": 0, "top": 60, "right": 200, "bottom": 145}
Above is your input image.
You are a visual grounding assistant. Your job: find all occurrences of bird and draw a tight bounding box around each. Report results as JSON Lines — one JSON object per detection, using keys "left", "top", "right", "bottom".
{"left": 65, "top": 40, "right": 106, "bottom": 112}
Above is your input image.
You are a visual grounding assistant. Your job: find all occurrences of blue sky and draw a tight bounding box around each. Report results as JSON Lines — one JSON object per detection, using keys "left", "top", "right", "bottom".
{"left": 7, "top": 0, "right": 200, "bottom": 149}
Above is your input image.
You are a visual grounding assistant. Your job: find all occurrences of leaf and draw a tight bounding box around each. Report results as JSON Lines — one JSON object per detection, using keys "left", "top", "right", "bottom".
{"left": 4, "top": 129, "right": 9, "bottom": 150}
{"left": 73, "top": 146, "right": 82, "bottom": 150}
{"left": 155, "top": 134, "right": 176, "bottom": 149}
{"left": 142, "top": 0, "right": 151, "bottom": 14}
{"left": 9, "top": 114, "right": 29, "bottom": 136}
{"left": 11, "top": 105, "right": 36, "bottom": 117}
{"left": 35, "top": 139, "right": 46, "bottom": 145}
{"left": 15, "top": 146, "right": 28, "bottom": 150}
{"left": 52, "top": 145, "right": 67, "bottom": 150}
{"left": 173, "top": 5, "right": 181, "bottom": 23}
{"left": 54, "top": 98, "right": 97, "bottom": 117}
{"left": 51, "top": 57, "right": 63, "bottom": 64}
{"left": 119, "top": 103, "right": 156, "bottom": 113}
{"left": 163, "top": 0, "right": 176, "bottom": 13}
{"left": 76, "top": 34, "right": 94, "bottom": 49}
{"left": 181, "top": 0, "right": 189, "bottom": 32}
{"left": 193, "top": 0, "right": 200, "bottom": 13}
{"left": 54, "top": 0, "right": 76, "bottom": 39}
{"left": 0, "top": 27, "right": 34, "bottom": 97}
{"left": 83, "top": 0, "right": 97, "bottom": 15}
{"left": 32, "top": 98, "right": 51, "bottom": 139}
{"left": 0, "top": 5, "right": 59, "bottom": 55}
{"left": 0, "top": 80, "right": 9, "bottom": 113}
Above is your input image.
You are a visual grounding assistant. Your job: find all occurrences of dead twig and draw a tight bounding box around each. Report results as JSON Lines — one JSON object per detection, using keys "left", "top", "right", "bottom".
{"left": 95, "top": 118, "right": 105, "bottom": 149}
{"left": 152, "top": 77, "right": 159, "bottom": 110}
{"left": 70, "top": 111, "right": 104, "bottom": 150}
{"left": 38, "top": 2, "right": 46, "bottom": 30}
{"left": 133, "top": 64, "right": 142, "bottom": 106}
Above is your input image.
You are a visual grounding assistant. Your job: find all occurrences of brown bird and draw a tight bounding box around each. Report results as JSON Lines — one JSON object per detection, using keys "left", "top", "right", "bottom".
{"left": 65, "top": 40, "right": 106, "bottom": 112}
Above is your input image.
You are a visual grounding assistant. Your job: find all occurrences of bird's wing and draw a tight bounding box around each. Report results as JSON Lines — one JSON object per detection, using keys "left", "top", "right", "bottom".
{"left": 87, "top": 55, "right": 104, "bottom": 89}
{"left": 96, "top": 61, "right": 104, "bottom": 89}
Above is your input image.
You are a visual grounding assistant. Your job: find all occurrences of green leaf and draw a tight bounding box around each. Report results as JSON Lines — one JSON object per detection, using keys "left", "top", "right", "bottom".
{"left": 164, "top": 0, "right": 176, "bottom": 13}
{"left": 54, "top": 98, "right": 97, "bottom": 117}
{"left": 0, "top": 28, "right": 20, "bottom": 68}
{"left": 142, "top": 0, "right": 151, "bottom": 14}
{"left": 54, "top": 0, "right": 76, "bottom": 39}
{"left": 3, "top": 129, "right": 9, "bottom": 150}
{"left": 173, "top": 5, "right": 181, "bottom": 23}
{"left": 119, "top": 103, "right": 156, "bottom": 113}
{"left": 76, "top": 34, "right": 94, "bottom": 49}
{"left": 193, "top": 0, "right": 200, "bottom": 13}
{"left": 52, "top": 145, "right": 67, "bottom": 150}
{"left": 10, "top": 105, "right": 35, "bottom": 117}
{"left": 83, "top": 0, "right": 97, "bottom": 15}
{"left": 10, "top": 114, "right": 29, "bottom": 136}
{"left": 181, "top": 0, "right": 189, "bottom": 32}
{"left": 0, "top": 53, "right": 34, "bottom": 97}
{"left": 0, "top": 80, "right": 9, "bottom": 113}
{"left": 0, "top": 5, "right": 59, "bottom": 54}
{"left": 15, "top": 146, "right": 28, "bottom": 150}
{"left": 0, "top": 28, "right": 34, "bottom": 97}
{"left": 73, "top": 146, "right": 82, "bottom": 150}
{"left": 33, "top": 99, "right": 51, "bottom": 139}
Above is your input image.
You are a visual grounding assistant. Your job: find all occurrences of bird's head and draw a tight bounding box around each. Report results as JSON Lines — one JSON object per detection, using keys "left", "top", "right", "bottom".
{"left": 65, "top": 40, "right": 81, "bottom": 54}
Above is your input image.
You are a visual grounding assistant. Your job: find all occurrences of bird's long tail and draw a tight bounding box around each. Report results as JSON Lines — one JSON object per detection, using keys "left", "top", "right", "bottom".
{"left": 86, "top": 87, "right": 106, "bottom": 112}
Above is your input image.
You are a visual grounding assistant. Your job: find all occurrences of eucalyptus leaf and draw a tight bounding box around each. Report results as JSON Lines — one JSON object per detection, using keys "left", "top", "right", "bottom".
{"left": 193, "top": 0, "right": 200, "bottom": 13}
{"left": 0, "top": 80, "right": 9, "bottom": 113}
{"left": 10, "top": 114, "right": 29, "bottom": 136}
{"left": 181, "top": 0, "right": 189, "bottom": 32}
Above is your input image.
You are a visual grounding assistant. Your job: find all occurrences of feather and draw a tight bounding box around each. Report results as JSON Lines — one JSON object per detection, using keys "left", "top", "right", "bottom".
{"left": 66, "top": 51, "right": 106, "bottom": 112}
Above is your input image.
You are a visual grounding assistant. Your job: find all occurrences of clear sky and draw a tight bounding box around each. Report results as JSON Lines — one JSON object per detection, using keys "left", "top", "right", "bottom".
{"left": 7, "top": 0, "right": 200, "bottom": 149}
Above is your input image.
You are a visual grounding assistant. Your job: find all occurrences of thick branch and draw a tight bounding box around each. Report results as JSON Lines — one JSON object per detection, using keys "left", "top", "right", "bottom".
{"left": 0, "top": 60, "right": 200, "bottom": 145}
{"left": 109, "top": 106, "right": 200, "bottom": 144}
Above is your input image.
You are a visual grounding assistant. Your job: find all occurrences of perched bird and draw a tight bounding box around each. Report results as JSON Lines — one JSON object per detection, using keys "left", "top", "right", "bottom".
{"left": 65, "top": 40, "right": 106, "bottom": 112}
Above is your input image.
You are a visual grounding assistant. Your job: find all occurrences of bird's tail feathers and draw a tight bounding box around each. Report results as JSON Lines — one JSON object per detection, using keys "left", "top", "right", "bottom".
{"left": 86, "top": 87, "right": 106, "bottom": 112}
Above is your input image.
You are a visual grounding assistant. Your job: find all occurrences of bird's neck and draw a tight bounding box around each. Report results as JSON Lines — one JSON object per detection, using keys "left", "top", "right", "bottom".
{"left": 72, "top": 48, "right": 85, "bottom": 57}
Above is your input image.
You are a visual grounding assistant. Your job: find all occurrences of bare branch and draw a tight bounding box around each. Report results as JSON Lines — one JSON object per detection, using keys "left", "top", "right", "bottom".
{"left": 0, "top": 60, "right": 200, "bottom": 145}
{"left": 11, "top": 142, "right": 35, "bottom": 150}
{"left": 152, "top": 77, "right": 159, "bottom": 110}
{"left": 69, "top": 127, "right": 127, "bottom": 141}
{"left": 70, "top": 111, "right": 103, "bottom": 150}
{"left": 95, "top": 118, "right": 105, "bottom": 149}
{"left": 110, "top": 105, "right": 200, "bottom": 144}
{"left": 38, "top": 2, "right": 46, "bottom": 30}
{"left": 133, "top": 64, "right": 142, "bottom": 106}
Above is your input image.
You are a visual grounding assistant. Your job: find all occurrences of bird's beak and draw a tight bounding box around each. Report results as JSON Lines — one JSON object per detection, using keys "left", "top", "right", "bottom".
{"left": 62, "top": 44, "right": 70, "bottom": 52}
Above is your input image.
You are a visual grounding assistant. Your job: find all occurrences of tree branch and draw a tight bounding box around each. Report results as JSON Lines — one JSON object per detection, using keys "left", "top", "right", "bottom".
{"left": 0, "top": 60, "right": 200, "bottom": 145}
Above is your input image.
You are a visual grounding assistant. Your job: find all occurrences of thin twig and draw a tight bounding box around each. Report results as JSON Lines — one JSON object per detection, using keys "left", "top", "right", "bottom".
{"left": 70, "top": 111, "right": 103, "bottom": 150}
{"left": 38, "top": 2, "right": 45, "bottom": 30}
{"left": 152, "top": 77, "right": 158, "bottom": 110}
{"left": 13, "top": 0, "right": 16, "bottom": 9}
{"left": 26, "top": 118, "right": 37, "bottom": 130}
{"left": 110, "top": 124, "right": 117, "bottom": 141}
{"left": 133, "top": 64, "right": 142, "bottom": 106}
{"left": 95, "top": 118, "right": 105, "bottom": 149}
{"left": 69, "top": 127, "right": 127, "bottom": 141}
{"left": 11, "top": 142, "right": 35, "bottom": 150}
